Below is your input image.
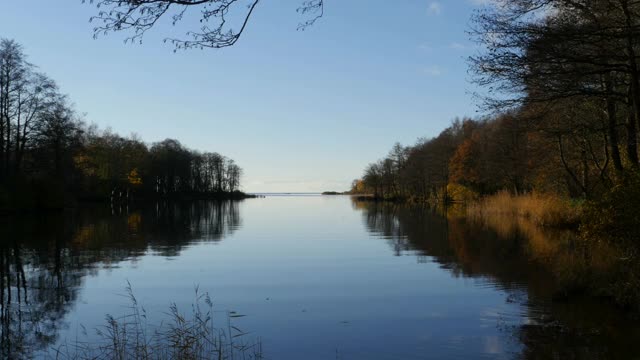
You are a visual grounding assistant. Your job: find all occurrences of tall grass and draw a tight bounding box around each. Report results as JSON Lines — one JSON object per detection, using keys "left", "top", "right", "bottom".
{"left": 467, "top": 191, "right": 581, "bottom": 227}
{"left": 464, "top": 192, "right": 638, "bottom": 309}
{"left": 53, "top": 282, "right": 263, "bottom": 360}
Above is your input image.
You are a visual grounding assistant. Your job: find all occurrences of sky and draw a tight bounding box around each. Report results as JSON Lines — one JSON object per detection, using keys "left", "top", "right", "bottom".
{"left": 0, "top": 0, "right": 486, "bottom": 192}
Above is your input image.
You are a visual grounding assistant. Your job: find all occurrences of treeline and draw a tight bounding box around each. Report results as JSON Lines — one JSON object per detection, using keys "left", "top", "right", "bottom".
{"left": 354, "top": 0, "right": 640, "bottom": 207}
{"left": 354, "top": 110, "right": 611, "bottom": 202}
{"left": 75, "top": 134, "right": 243, "bottom": 200}
{"left": 0, "top": 39, "right": 245, "bottom": 211}
{"left": 353, "top": 0, "right": 640, "bottom": 309}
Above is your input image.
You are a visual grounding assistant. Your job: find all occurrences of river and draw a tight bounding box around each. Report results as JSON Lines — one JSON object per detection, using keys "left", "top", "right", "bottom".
{"left": 1, "top": 195, "right": 638, "bottom": 359}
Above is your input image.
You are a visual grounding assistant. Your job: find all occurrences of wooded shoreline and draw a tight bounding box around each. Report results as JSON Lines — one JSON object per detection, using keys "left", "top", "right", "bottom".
{"left": 0, "top": 190, "right": 257, "bottom": 215}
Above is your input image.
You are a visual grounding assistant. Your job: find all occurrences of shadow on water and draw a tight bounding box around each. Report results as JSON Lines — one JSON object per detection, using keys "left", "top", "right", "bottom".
{"left": 0, "top": 201, "right": 242, "bottom": 359}
{"left": 354, "top": 200, "right": 640, "bottom": 360}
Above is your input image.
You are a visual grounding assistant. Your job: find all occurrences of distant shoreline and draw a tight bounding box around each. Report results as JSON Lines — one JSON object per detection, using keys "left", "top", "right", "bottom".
{"left": 0, "top": 191, "right": 257, "bottom": 215}
{"left": 321, "top": 191, "right": 350, "bottom": 195}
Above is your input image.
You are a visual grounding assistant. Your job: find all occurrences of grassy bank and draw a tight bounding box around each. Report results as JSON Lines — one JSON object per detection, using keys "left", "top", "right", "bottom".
{"left": 466, "top": 191, "right": 582, "bottom": 228}
{"left": 463, "top": 182, "right": 640, "bottom": 313}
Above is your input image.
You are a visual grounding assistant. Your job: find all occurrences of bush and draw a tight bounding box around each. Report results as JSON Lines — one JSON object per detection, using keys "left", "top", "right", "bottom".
{"left": 581, "top": 171, "right": 640, "bottom": 247}
{"left": 446, "top": 183, "right": 479, "bottom": 203}
{"left": 579, "top": 171, "right": 640, "bottom": 310}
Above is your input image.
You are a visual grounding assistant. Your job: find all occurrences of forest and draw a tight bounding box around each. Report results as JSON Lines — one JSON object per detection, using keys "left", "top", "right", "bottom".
{"left": 0, "top": 39, "right": 247, "bottom": 212}
{"left": 354, "top": 1, "right": 640, "bottom": 206}
{"left": 351, "top": 0, "right": 640, "bottom": 310}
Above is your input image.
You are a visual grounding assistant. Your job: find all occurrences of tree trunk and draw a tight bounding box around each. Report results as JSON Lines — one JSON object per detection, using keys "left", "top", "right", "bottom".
{"left": 621, "top": 0, "right": 640, "bottom": 167}
{"left": 605, "top": 75, "right": 624, "bottom": 173}
{"left": 627, "top": 106, "right": 639, "bottom": 167}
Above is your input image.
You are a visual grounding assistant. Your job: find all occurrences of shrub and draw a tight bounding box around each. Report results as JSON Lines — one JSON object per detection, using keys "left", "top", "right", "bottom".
{"left": 446, "top": 183, "right": 479, "bottom": 203}
{"left": 581, "top": 171, "right": 640, "bottom": 247}
{"left": 579, "top": 170, "right": 640, "bottom": 310}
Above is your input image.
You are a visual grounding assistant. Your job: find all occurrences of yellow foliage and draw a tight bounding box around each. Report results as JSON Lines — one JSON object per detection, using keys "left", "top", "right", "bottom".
{"left": 128, "top": 168, "right": 143, "bottom": 186}
{"left": 128, "top": 212, "right": 142, "bottom": 232}
{"left": 447, "top": 183, "right": 479, "bottom": 203}
{"left": 73, "top": 154, "right": 96, "bottom": 176}
{"left": 351, "top": 179, "right": 367, "bottom": 194}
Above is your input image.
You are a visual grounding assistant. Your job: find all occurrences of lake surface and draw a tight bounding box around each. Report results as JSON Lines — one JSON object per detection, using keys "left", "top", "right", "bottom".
{"left": 2, "top": 195, "right": 639, "bottom": 359}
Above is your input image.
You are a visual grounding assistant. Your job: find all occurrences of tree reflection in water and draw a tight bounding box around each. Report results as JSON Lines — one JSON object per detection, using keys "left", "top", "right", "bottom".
{"left": 0, "top": 201, "right": 241, "bottom": 359}
{"left": 354, "top": 200, "right": 640, "bottom": 360}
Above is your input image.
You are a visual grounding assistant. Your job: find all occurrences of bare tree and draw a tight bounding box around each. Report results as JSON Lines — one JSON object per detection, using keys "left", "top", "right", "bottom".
{"left": 0, "top": 39, "right": 29, "bottom": 177}
{"left": 36, "top": 96, "right": 83, "bottom": 176}
{"left": 0, "top": 40, "right": 63, "bottom": 176}
{"left": 470, "top": 0, "right": 640, "bottom": 173}
{"left": 13, "top": 73, "right": 58, "bottom": 173}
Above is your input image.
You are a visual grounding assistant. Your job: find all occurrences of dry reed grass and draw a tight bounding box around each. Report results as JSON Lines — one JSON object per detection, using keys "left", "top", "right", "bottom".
{"left": 467, "top": 191, "right": 581, "bottom": 227}
{"left": 53, "top": 282, "right": 263, "bottom": 360}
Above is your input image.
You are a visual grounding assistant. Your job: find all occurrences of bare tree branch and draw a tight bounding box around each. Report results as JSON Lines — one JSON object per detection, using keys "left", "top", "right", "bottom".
{"left": 83, "top": 0, "right": 325, "bottom": 50}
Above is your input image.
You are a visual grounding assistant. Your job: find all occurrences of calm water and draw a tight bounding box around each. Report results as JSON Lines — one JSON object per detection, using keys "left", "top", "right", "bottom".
{"left": 1, "top": 195, "right": 639, "bottom": 359}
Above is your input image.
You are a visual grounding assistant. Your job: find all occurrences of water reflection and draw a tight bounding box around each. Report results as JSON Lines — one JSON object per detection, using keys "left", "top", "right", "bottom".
{"left": 355, "top": 200, "right": 640, "bottom": 359}
{"left": 2, "top": 197, "right": 640, "bottom": 359}
{"left": 0, "top": 201, "right": 241, "bottom": 359}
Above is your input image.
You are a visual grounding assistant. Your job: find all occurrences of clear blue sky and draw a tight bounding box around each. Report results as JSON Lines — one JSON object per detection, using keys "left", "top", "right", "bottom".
{"left": 0, "top": 0, "right": 484, "bottom": 192}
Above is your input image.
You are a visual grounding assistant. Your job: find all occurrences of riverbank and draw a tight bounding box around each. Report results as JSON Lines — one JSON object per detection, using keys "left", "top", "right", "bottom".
{"left": 0, "top": 182, "right": 256, "bottom": 215}
{"left": 467, "top": 187, "right": 640, "bottom": 314}
{"left": 466, "top": 191, "right": 582, "bottom": 228}
{"left": 351, "top": 186, "right": 640, "bottom": 314}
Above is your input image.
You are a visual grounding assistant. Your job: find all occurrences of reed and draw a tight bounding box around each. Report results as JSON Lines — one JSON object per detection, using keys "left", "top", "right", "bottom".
{"left": 467, "top": 191, "right": 581, "bottom": 227}
{"left": 465, "top": 195, "right": 636, "bottom": 309}
{"left": 53, "top": 282, "right": 263, "bottom": 360}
